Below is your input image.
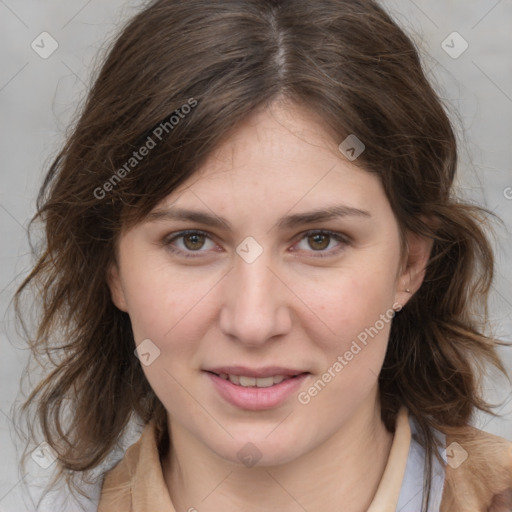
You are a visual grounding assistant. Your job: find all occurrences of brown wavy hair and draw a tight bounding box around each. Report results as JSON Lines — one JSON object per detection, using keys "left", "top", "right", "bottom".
{"left": 14, "top": 0, "right": 509, "bottom": 510}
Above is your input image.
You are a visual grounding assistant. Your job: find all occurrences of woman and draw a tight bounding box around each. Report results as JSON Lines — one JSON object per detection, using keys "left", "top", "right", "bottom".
{"left": 15, "top": 0, "right": 512, "bottom": 511}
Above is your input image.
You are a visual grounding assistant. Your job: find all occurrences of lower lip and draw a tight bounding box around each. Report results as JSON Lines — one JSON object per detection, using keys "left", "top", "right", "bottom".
{"left": 205, "top": 372, "right": 309, "bottom": 411}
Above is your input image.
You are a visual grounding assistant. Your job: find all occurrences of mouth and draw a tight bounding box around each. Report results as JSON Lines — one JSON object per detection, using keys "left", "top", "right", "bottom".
{"left": 205, "top": 371, "right": 306, "bottom": 388}
{"left": 203, "top": 367, "right": 311, "bottom": 410}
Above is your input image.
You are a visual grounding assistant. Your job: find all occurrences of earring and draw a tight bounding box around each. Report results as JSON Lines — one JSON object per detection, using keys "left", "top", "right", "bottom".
{"left": 406, "top": 288, "right": 411, "bottom": 293}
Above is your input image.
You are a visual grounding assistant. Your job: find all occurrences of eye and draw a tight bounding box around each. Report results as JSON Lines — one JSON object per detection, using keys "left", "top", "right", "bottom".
{"left": 291, "top": 230, "right": 349, "bottom": 257}
{"left": 162, "top": 229, "right": 349, "bottom": 259}
{"left": 163, "top": 230, "right": 217, "bottom": 257}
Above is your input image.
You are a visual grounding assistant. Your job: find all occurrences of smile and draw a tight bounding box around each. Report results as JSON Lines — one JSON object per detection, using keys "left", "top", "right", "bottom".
{"left": 204, "top": 370, "right": 310, "bottom": 410}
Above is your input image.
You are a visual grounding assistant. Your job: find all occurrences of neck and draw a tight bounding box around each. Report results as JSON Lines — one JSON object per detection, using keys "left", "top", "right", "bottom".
{"left": 162, "top": 390, "right": 394, "bottom": 512}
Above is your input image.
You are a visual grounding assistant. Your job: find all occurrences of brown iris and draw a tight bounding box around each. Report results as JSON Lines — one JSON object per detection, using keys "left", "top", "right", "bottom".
{"left": 183, "top": 233, "right": 206, "bottom": 250}
{"left": 307, "top": 233, "right": 330, "bottom": 251}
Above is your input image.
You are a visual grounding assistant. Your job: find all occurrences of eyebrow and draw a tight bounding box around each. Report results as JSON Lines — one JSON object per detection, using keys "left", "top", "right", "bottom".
{"left": 146, "top": 204, "right": 371, "bottom": 231}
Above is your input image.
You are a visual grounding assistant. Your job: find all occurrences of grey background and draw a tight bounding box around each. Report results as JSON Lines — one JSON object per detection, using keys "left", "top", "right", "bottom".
{"left": 1, "top": 0, "right": 511, "bottom": 510}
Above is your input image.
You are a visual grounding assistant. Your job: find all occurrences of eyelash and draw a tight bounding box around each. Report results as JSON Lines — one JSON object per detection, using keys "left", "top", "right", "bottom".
{"left": 162, "top": 229, "right": 350, "bottom": 259}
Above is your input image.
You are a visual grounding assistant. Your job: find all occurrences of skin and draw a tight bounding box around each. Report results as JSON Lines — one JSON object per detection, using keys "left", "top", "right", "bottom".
{"left": 108, "top": 99, "right": 432, "bottom": 512}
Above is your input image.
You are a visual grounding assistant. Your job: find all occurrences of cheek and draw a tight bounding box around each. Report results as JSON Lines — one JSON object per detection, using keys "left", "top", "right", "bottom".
{"left": 295, "top": 261, "right": 398, "bottom": 349}
{"left": 302, "top": 273, "right": 395, "bottom": 414}
{"left": 121, "top": 263, "right": 217, "bottom": 408}
{"left": 120, "top": 253, "right": 217, "bottom": 343}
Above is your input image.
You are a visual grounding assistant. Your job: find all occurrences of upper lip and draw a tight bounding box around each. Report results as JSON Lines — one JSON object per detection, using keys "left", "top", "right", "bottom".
{"left": 203, "top": 366, "right": 309, "bottom": 378}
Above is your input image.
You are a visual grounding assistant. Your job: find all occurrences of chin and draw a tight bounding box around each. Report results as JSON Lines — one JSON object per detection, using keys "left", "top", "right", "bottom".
{"left": 206, "top": 431, "right": 309, "bottom": 468}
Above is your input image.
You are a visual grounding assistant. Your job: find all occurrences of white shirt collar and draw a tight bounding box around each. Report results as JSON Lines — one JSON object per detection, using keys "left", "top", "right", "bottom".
{"left": 396, "top": 415, "right": 446, "bottom": 512}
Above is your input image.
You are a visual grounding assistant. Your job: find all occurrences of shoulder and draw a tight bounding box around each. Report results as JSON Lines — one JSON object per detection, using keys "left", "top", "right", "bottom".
{"left": 440, "top": 425, "right": 512, "bottom": 512}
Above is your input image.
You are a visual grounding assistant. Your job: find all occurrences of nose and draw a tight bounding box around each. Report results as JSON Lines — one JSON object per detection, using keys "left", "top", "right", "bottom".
{"left": 219, "top": 247, "right": 292, "bottom": 347}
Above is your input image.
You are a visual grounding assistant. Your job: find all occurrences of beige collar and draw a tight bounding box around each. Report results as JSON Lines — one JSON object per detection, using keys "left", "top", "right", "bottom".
{"left": 367, "top": 407, "right": 412, "bottom": 511}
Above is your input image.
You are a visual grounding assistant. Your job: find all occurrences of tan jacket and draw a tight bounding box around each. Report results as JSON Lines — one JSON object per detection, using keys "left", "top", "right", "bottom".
{"left": 98, "top": 409, "right": 512, "bottom": 511}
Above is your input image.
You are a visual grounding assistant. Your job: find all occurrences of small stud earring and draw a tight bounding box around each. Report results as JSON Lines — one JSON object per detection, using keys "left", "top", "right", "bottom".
{"left": 406, "top": 288, "right": 411, "bottom": 293}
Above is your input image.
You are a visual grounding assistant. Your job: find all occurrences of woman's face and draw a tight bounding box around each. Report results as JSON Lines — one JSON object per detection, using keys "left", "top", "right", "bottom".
{"left": 109, "top": 101, "right": 426, "bottom": 466}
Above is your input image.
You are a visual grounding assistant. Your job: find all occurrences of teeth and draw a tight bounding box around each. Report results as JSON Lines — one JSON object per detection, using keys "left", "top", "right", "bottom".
{"left": 238, "top": 375, "right": 256, "bottom": 386}
{"left": 217, "top": 373, "right": 292, "bottom": 387}
{"left": 228, "top": 374, "right": 241, "bottom": 385}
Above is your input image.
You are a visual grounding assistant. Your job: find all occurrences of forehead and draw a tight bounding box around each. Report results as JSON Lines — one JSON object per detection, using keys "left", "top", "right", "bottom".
{"left": 169, "top": 101, "right": 385, "bottom": 214}
{"left": 199, "top": 101, "right": 338, "bottom": 169}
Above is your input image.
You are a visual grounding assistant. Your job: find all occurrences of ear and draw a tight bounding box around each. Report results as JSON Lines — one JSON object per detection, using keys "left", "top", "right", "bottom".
{"left": 106, "top": 263, "right": 129, "bottom": 312}
{"left": 394, "top": 229, "right": 434, "bottom": 309}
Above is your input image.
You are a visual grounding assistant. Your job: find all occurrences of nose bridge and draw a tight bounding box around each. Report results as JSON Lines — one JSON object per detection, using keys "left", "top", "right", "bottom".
{"left": 220, "top": 239, "right": 290, "bottom": 344}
